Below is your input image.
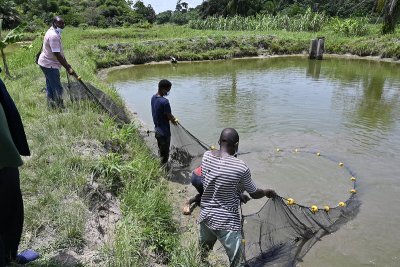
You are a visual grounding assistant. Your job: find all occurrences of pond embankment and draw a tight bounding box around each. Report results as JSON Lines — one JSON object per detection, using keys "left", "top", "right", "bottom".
{"left": 90, "top": 32, "right": 400, "bottom": 69}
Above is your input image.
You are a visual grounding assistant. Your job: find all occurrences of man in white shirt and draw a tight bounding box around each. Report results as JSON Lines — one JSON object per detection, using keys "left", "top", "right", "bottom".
{"left": 38, "top": 16, "right": 75, "bottom": 109}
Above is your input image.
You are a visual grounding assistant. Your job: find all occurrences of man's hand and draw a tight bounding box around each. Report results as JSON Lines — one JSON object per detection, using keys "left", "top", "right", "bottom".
{"left": 240, "top": 193, "right": 251, "bottom": 204}
{"left": 264, "top": 189, "right": 277, "bottom": 198}
{"left": 67, "top": 66, "right": 75, "bottom": 76}
{"left": 172, "top": 117, "right": 179, "bottom": 125}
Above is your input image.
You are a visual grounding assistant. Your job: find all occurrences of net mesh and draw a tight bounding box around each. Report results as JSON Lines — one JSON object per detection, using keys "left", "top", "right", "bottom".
{"left": 242, "top": 195, "right": 359, "bottom": 266}
{"left": 169, "top": 123, "right": 360, "bottom": 266}
{"left": 170, "top": 123, "right": 211, "bottom": 171}
{"left": 64, "top": 75, "right": 131, "bottom": 124}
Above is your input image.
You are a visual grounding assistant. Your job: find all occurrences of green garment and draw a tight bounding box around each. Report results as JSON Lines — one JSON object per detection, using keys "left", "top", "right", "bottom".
{"left": 0, "top": 103, "right": 23, "bottom": 169}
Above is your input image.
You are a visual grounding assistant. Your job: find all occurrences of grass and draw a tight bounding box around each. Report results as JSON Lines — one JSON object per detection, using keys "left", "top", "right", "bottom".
{"left": 3, "top": 25, "right": 205, "bottom": 266}
{"left": 3, "top": 22, "right": 399, "bottom": 266}
{"left": 77, "top": 24, "right": 400, "bottom": 68}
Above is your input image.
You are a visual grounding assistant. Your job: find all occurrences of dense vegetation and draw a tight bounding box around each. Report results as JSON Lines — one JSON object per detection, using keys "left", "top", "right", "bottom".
{"left": 196, "top": 0, "right": 376, "bottom": 17}
{"left": 0, "top": 0, "right": 156, "bottom": 29}
{"left": 0, "top": 0, "right": 398, "bottom": 31}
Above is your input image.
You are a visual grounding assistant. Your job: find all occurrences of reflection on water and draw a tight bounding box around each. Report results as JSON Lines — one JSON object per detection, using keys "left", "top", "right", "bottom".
{"left": 107, "top": 56, "right": 400, "bottom": 267}
{"left": 306, "top": 59, "right": 322, "bottom": 79}
{"left": 215, "top": 72, "right": 258, "bottom": 132}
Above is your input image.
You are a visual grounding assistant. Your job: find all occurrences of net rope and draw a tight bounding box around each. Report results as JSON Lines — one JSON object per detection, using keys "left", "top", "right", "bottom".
{"left": 169, "top": 123, "right": 360, "bottom": 267}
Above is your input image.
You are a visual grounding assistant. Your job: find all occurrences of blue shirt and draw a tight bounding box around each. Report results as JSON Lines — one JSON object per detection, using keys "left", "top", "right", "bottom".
{"left": 151, "top": 94, "right": 171, "bottom": 137}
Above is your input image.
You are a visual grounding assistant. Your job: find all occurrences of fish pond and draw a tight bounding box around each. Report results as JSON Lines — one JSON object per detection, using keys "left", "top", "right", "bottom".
{"left": 106, "top": 56, "right": 400, "bottom": 267}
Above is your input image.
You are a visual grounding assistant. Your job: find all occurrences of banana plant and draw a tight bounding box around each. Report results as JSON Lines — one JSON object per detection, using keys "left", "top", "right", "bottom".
{"left": 0, "top": 19, "right": 27, "bottom": 78}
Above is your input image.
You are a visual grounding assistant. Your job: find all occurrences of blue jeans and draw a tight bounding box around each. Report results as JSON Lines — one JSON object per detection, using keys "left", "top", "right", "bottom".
{"left": 40, "top": 66, "right": 63, "bottom": 103}
{"left": 199, "top": 221, "right": 244, "bottom": 267}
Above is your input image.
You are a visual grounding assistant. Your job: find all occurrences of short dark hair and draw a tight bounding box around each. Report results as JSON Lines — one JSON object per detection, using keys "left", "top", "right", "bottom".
{"left": 52, "top": 16, "right": 64, "bottom": 26}
{"left": 219, "top": 128, "right": 239, "bottom": 145}
{"left": 158, "top": 79, "right": 172, "bottom": 90}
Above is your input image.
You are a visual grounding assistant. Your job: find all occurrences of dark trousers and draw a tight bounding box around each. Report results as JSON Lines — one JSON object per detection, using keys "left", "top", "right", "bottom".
{"left": 0, "top": 167, "right": 23, "bottom": 267}
{"left": 191, "top": 172, "right": 203, "bottom": 195}
{"left": 190, "top": 172, "right": 203, "bottom": 204}
{"left": 155, "top": 133, "right": 171, "bottom": 165}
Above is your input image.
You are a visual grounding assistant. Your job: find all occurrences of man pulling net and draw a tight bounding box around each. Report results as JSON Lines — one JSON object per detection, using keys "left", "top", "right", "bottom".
{"left": 197, "top": 128, "right": 277, "bottom": 267}
{"left": 168, "top": 123, "right": 360, "bottom": 267}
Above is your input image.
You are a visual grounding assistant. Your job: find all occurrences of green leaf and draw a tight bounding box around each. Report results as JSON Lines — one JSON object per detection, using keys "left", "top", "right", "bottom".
{"left": 2, "top": 22, "right": 27, "bottom": 45}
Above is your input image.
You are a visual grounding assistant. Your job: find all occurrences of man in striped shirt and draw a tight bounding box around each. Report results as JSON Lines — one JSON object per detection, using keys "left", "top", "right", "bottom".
{"left": 199, "top": 128, "right": 277, "bottom": 267}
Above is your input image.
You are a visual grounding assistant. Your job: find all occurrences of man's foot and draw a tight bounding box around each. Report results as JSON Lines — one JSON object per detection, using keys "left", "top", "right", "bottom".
{"left": 47, "top": 99, "right": 58, "bottom": 110}
{"left": 182, "top": 200, "right": 192, "bottom": 215}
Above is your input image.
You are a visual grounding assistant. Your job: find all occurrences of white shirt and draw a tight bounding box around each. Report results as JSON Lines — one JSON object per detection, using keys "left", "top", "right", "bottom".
{"left": 38, "top": 27, "right": 64, "bottom": 69}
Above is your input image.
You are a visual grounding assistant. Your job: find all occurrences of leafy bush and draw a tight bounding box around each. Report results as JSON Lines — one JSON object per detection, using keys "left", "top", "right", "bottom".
{"left": 79, "top": 23, "right": 89, "bottom": 30}
{"left": 63, "top": 13, "right": 85, "bottom": 27}
{"left": 330, "top": 17, "right": 369, "bottom": 36}
{"left": 25, "top": 18, "right": 47, "bottom": 33}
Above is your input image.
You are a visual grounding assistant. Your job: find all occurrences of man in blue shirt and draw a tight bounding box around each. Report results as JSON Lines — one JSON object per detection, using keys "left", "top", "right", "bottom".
{"left": 151, "top": 79, "right": 177, "bottom": 165}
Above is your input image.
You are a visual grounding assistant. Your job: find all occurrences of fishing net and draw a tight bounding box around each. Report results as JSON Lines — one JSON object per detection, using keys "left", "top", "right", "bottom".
{"left": 169, "top": 123, "right": 360, "bottom": 267}
{"left": 242, "top": 192, "right": 359, "bottom": 266}
{"left": 170, "top": 122, "right": 211, "bottom": 172}
{"left": 64, "top": 74, "right": 130, "bottom": 124}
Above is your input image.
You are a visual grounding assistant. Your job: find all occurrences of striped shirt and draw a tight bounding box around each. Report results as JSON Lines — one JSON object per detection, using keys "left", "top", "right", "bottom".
{"left": 199, "top": 150, "right": 257, "bottom": 231}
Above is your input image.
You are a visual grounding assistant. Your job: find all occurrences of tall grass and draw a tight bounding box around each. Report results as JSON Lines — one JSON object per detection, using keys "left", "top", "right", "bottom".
{"left": 188, "top": 9, "right": 328, "bottom": 32}
{"left": 329, "top": 17, "right": 370, "bottom": 36}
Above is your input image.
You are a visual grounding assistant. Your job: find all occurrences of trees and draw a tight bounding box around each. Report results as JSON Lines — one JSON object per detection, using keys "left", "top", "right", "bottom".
{"left": 155, "top": 1, "right": 200, "bottom": 25}
{"left": 1, "top": 0, "right": 157, "bottom": 28}
{"left": 132, "top": 0, "right": 156, "bottom": 23}
{"left": 382, "top": 0, "right": 400, "bottom": 33}
{"left": 2, "top": 0, "right": 397, "bottom": 30}
{"left": 197, "top": 0, "right": 377, "bottom": 18}
{"left": 0, "top": 0, "right": 21, "bottom": 29}
{"left": 176, "top": 0, "right": 189, "bottom": 13}
{"left": 156, "top": 10, "right": 173, "bottom": 24}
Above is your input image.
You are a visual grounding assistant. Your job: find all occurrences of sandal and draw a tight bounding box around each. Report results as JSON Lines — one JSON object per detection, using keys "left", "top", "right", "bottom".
{"left": 16, "top": 249, "right": 39, "bottom": 264}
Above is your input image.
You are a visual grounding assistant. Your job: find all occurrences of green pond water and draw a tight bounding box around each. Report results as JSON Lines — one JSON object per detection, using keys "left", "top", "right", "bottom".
{"left": 106, "top": 56, "right": 400, "bottom": 267}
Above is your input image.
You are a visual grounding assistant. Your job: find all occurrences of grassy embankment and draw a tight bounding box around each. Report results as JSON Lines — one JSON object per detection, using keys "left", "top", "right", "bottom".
{"left": 2, "top": 23, "right": 400, "bottom": 267}
{"left": 4, "top": 26, "right": 203, "bottom": 267}
{"left": 86, "top": 23, "right": 400, "bottom": 68}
